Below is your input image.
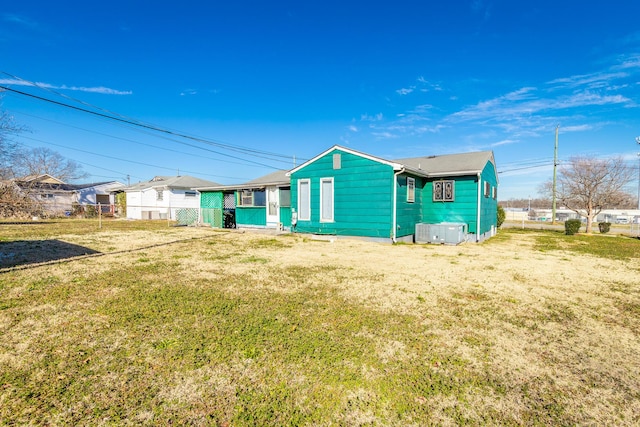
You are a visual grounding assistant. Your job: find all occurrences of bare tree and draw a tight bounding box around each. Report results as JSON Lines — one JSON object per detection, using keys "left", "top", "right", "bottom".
{"left": 13, "top": 147, "right": 88, "bottom": 182}
{"left": 541, "top": 156, "right": 634, "bottom": 233}
{"left": 0, "top": 105, "right": 25, "bottom": 179}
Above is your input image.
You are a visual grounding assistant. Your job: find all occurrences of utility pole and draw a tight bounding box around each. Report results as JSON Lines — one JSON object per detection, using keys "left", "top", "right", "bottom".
{"left": 552, "top": 125, "right": 559, "bottom": 224}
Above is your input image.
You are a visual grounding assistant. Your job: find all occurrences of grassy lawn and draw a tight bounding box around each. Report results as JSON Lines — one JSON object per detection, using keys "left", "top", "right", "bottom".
{"left": 0, "top": 222, "right": 639, "bottom": 425}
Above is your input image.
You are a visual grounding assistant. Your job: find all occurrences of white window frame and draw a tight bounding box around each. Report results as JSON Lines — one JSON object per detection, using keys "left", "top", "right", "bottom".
{"left": 239, "top": 190, "right": 253, "bottom": 206}
{"left": 156, "top": 189, "right": 164, "bottom": 201}
{"left": 407, "top": 177, "right": 415, "bottom": 203}
{"left": 319, "top": 177, "right": 334, "bottom": 222}
{"left": 297, "top": 179, "right": 311, "bottom": 221}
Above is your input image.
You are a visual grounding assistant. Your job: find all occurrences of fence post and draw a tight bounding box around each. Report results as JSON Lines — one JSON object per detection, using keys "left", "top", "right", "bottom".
{"left": 98, "top": 203, "right": 102, "bottom": 229}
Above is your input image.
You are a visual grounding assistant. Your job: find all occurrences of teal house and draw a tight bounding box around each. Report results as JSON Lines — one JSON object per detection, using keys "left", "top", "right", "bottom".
{"left": 196, "top": 170, "right": 291, "bottom": 230}
{"left": 287, "top": 145, "right": 498, "bottom": 243}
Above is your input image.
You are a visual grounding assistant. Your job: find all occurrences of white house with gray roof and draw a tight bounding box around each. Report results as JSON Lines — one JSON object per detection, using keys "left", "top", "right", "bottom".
{"left": 124, "top": 175, "right": 220, "bottom": 220}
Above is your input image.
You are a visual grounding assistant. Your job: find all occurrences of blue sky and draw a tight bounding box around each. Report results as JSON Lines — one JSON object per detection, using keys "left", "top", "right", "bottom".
{"left": 1, "top": 0, "right": 639, "bottom": 199}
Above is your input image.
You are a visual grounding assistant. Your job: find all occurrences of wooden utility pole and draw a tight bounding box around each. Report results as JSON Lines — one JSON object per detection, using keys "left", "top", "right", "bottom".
{"left": 552, "top": 125, "right": 559, "bottom": 225}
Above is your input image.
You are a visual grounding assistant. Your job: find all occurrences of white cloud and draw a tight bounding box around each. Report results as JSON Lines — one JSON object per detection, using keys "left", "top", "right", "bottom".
{"left": 396, "top": 87, "right": 414, "bottom": 95}
{"left": 560, "top": 124, "right": 594, "bottom": 132}
{"left": 449, "top": 88, "right": 630, "bottom": 123}
{"left": 548, "top": 72, "right": 628, "bottom": 90}
{"left": 371, "top": 131, "right": 399, "bottom": 139}
{"left": 491, "top": 139, "right": 518, "bottom": 147}
{"left": 360, "top": 113, "right": 383, "bottom": 122}
{"left": 0, "top": 78, "right": 132, "bottom": 95}
{"left": 2, "top": 13, "right": 37, "bottom": 29}
{"left": 348, "top": 125, "right": 358, "bottom": 132}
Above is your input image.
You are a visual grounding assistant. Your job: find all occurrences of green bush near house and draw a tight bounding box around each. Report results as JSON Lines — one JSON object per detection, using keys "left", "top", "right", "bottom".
{"left": 564, "top": 219, "right": 582, "bottom": 235}
{"left": 497, "top": 205, "right": 506, "bottom": 228}
{"left": 115, "top": 192, "right": 127, "bottom": 217}
{"left": 598, "top": 222, "right": 611, "bottom": 234}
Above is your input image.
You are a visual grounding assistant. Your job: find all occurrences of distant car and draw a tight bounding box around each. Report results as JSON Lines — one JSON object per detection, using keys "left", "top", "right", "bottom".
{"left": 615, "top": 218, "right": 629, "bottom": 224}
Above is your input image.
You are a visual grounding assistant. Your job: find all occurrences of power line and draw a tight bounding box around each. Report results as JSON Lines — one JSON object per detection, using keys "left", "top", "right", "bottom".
{"left": 13, "top": 110, "right": 289, "bottom": 170}
{"left": 0, "top": 84, "right": 292, "bottom": 170}
{"left": 1, "top": 71, "right": 300, "bottom": 162}
{"left": 18, "top": 135, "right": 246, "bottom": 181}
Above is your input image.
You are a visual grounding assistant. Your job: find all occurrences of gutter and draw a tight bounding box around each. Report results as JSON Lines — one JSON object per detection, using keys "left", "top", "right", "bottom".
{"left": 392, "top": 167, "right": 405, "bottom": 243}
{"left": 476, "top": 172, "right": 482, "bottom": 242}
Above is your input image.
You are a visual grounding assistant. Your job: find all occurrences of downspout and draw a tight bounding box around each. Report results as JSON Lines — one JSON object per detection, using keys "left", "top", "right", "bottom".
{"left": 476, "top": 173, "right": 482, "bottom": 242}
{"left": 392, "top": 168, "right": 405, "bottom": 243}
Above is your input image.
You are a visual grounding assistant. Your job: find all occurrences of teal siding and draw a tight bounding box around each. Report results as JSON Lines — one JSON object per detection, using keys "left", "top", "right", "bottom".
{"left": 236, "top": 207, "right": 267, "bottom": 227}
{"left": 280, "top": 207, "right": 292, "bottom": 227}
{"left": 200, "top": 191, "right": 223, "bottom": 228}
{"left": 395, "top": 175, "right": 423, "bottom": 237}
{"left": 479, "top": 161, "right": 498, "bottom": 235}
{"left": 422, "top": 176, "right": 479, "bottom": 233}
{"left": 291, "top": 150, "right": 394, "bottom": 238}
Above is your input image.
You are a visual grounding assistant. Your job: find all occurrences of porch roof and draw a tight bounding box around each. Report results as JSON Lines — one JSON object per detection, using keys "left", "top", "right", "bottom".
{"left": 195, "top": 170, "right": 290, "bottom": 192}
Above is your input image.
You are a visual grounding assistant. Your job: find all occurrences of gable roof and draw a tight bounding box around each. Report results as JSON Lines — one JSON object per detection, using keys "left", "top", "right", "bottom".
{"left": 125, "top": 176, "right": 221, "bottom": 191}
{"left": 195, "top": 170, "right": 290, "bottom": 191}
{"left": 395, "top": 151, "right": 496, "bottom": 179}
{"left": 286, "top": 145, "right": 495, "bottom": 180}
{"left": 19, "top": 174, "right": 66, "bottom": 185}
{"left": 286, "top": 145, "right": 403, "bottom": 176}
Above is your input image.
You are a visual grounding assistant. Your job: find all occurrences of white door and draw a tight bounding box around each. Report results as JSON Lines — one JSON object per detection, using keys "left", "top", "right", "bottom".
{"left": 266, "top": 186, "right": 279, "bottom": 226}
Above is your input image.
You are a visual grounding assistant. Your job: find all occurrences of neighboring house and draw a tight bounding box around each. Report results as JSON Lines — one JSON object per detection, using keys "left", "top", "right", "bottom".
{"left": 15, "top": 174, "right": 125, "bottom": 216}
{"left": 196, "top": 170, "right": 290, "bottom": 229}
{"left": 287, "top": 145, "right": 498, "bottom": 243}
{"left": 75, "top": 181, "right": 126, "bottom": 213}
{"left": 124, "top": 175, "right": 220, "bottom": 220}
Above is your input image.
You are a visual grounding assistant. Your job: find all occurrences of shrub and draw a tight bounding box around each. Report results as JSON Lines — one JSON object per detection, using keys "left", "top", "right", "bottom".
{"left": 497, "top": 205, "right": 506, "bottom": 228}
{"left": 565, "top": 219, "right": 582, "bottom": 235}
{"left": 598, "top": 222, "right": 611, "bottom": 234}
{"left": 85, "top": 204, "right": 97, "bottom": 218}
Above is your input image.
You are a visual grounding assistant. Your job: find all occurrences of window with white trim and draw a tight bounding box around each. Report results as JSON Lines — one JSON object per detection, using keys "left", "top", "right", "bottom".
{"left": 333, "top": 153, "right": 341, "bottom": 169}
{"left": 407, "top": 177, "right": 415, "bottom": 203}
{"left": 433, "top": 180, "right": 454, "bottom": 202}
{"left": 320, "top": 177, "right": 334, "bottom": 222}
{"left": 492, "top": 186, "right": 497, "bottom": 200}
{"left": 298, "top": 179, "right": 310, "bottom": 220}
{"left": 185, "top": 191, "right": 196, "bottom": 197}
{"left": 237, "top": 189, "right": 266, "bottom": 207}
{"left": 156, "top": 190, "right": 164, "bottom": 201}
{"left": 484, "top": 181, "right": 491, "bottom": 198}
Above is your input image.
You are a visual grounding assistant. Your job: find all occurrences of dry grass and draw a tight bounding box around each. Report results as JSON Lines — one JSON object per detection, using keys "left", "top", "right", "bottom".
{"left": 0, "top": 221, "right": 639, "bottom": 425}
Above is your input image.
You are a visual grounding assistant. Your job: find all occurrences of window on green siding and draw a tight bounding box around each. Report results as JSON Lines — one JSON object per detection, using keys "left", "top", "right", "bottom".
{"left": 407, "top": 177, "right": 415, "bottom": 203}
{"left": 238, "top": 189, "right": 266, "bottom": 207}
{"left": 433, "top": 180, "right": 454, "bottom": 202}
{"left": 298, "top": 179, "right": 310, "bottom": 220}
{"left": 279, "top": 188, "right": 291, "bottom": 207}
{"left": 492, "top": 186, "right": 497, "bottom": 200}
{"left": 333, "top": 153, "right": 341, "bottom": 169}
{"left": 484, "top": 181, "right": 491, "bottom": 198}
{"left": 320, "top": 177, "right": 334, "bottom": 222}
